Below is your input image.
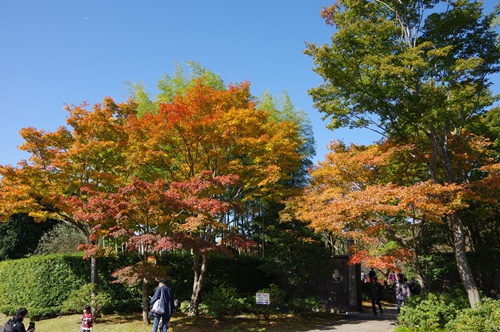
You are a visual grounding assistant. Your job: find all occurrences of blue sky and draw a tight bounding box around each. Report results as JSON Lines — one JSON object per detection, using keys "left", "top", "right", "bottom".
{"left": 0, "top": 1, "right": 498, "bottom": 167}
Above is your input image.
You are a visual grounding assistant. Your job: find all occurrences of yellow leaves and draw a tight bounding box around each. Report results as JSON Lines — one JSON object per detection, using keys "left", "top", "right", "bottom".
{"left": 257, "top": 165, "right": 281, "bottom": 187}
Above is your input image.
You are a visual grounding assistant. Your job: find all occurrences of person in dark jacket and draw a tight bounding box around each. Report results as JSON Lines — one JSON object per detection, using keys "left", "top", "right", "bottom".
{"left": 368, "top": 267, "right": 376, "bottom": 282}
{"left": 3, "top": 307, "right": 35, "bottom": 332}
{"left": 370, "top": 276, "right": 384, "bottom": 316}
{"left": 150, "top": 278, "right": 175, "bottom": 332}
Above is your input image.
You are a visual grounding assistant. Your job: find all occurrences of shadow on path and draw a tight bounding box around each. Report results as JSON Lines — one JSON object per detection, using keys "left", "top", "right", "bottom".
{"left": 306, "top": 304, "right": 399, "bottom": 332}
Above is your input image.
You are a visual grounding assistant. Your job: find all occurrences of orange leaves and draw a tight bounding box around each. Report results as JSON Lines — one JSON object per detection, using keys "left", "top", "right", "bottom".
{"left": 128, "top": 81, "right": 303, "bottom": 206}
{"left": 296, "top": 140, "right": 470, "bottom": 234}
{"left": 1, "top": 79, "right": 305, "bottom": 274}
{"left": 289, "top": 139, "right": 478, "bottom": 269}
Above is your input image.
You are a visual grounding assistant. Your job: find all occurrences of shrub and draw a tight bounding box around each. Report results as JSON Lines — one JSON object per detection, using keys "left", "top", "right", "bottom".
{"left": 445, "top": 298, "right": 500, "bottom": 332}
{"left": 34, "top": 223, "right": 88, "bottom": 255}
{"left": 257, "top": 283, "right": 287, "bottom": 314}
{"left": 0, "top": 253, "right": 141, "bottom": 318}
{"left": 60, "top": 283, "right": 113, "bottom": 317}
{"left": 396, "top": 291, "right": 468, "bottom": 332}
{"left": 287, "top": 296, "right": 323, "bottom": 317}
{"left": 179, "top": 300, "right": 191, "bottom": 314}
{"left": 0, "top": 254, "right": 88, "bottom": 316}
{"left": 199, "top": 285, "right": 249, "bottom": 319}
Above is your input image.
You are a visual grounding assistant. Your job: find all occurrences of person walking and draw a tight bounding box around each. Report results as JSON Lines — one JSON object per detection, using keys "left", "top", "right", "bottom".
{"left": 369, "top": 276, "right": 383, "bottom": 316}
{"left": 395, "top": 273, "right": 411, "bottom": 313}
{"left": 150, "top": 278, "right": 175, "bottom": 332}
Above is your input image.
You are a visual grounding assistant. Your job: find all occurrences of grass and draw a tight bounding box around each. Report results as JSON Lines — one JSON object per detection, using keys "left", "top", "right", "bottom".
{"left": 0, "top": 311, "right": 343, "bottom": 332}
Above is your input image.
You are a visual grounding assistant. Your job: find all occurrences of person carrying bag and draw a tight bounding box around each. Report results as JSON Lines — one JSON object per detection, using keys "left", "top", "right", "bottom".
{"left": 149, "top": 279, "right": 175, "bottom": 332}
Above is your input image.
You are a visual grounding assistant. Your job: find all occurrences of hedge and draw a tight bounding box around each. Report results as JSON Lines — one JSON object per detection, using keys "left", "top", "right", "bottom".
{"left": 0, "top": 253, "right": 141, "bottom": 318}
{"left": 0, "top": 252, "right": 278, "bottom": 319}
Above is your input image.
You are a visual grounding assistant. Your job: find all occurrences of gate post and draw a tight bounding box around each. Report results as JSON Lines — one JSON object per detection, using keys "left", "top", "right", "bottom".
{"left": 347, "top": 240, "right": 362, "bottom": 312}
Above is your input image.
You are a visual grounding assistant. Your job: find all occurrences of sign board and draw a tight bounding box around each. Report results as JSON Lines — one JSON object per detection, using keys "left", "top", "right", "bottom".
{"left": 256, "top": 292, "right": 270, "bottom": 305}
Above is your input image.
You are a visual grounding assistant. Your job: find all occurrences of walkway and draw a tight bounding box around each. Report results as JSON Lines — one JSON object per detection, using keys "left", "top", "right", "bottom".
{"left": 306, "top": 304, "right": 399, "bottom": 332}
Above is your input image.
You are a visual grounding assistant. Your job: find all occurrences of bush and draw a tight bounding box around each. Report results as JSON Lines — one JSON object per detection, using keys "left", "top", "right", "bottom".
{"left": 199, "top": 285, "right": 250, "bottom": 319}
{"left": 35, "top": 223, "right": 87, "bottom": 255}
{"left": 179, "top": 300, "right": 191, "bottom": 314}
{"left": 60, "top": 283, "right": 112, "bottom": 317}
{"left": 0, "top": 254, "right": 88, "bottom": 318}
{"left": 287, "top": 296, "right": 323, "bottom": 317}
{"left": 396, "top": 291, "right": 468, "bottom": 331}
{"left": 257, "top": 283, "right": 287, "bottom": 314}
{"left": 445, "top": 298, "right": 500, "bottom": 332}
{"left": 0, "top": 253, "right": 141, "bottom": 318}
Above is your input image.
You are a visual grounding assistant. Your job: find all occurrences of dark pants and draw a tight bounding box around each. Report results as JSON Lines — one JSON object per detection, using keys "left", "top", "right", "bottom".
{"left": 371, "top": 298, "right": 383, "bottom": 314}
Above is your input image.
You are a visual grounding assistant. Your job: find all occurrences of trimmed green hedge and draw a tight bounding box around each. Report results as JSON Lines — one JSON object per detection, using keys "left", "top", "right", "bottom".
{"left": 0, "top": 253, "right": 141, "bottom": 318}
{"left": 0, "top": 254, "right": 88, "bottom": 317}
{"left": 0, "top": 252, "right": 279, "bottom": 319}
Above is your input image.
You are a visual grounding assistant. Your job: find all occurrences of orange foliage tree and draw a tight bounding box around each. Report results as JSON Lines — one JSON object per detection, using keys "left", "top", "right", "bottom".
{"left": 290, "top": 140, "right": 483, "bottom": 290}
{"left": 124, "top": 80, "right": 303, "bottom": 316}
{"left": 0, "top": 98, "right": 135, "bottom": 284}
{"left": 305, "top": 0, "right": 500, "bottom": 307}
{"left": 0, "top": 78, "right": 305, "bottom": 319}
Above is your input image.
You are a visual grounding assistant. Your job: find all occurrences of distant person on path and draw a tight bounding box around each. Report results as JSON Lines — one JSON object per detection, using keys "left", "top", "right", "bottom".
{"left": 368, "top": 267, "right": 376, "bottom": 282}
{"left": 3, "top": 307, "right": 35, "bottom": 332}
{"left": 80, "top": 305, "right": 93, "bottom": 332}
{"left": 389, "top": 271, "right": 396, "bottom": 285}
{"left": 370, "top": 276, "right": 384, "bottom": 316}
{"left": 361, "top": 270, "right": 366, "bottom": 283}
{"left": 395, "top": 273, "right": 411, "bottom": 313}
{"left": 150, "top": 278, "right": 175, "bottom": 332}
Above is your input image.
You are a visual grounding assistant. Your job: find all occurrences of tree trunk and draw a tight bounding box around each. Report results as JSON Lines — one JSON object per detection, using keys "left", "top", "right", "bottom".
{"left": 142, "top": 278, "right": 150, "bottom": 324}
{"left": 411, "top": 251, "right": 427, "bottom": 294}
{"left": 188, "top": 252, "right": 208, "bottom": 316}
{"left": 90, "top": 256, "right": 98, "bottom": 284}
{"left": 450, "top": 214, "right": 481, "bottom": 307}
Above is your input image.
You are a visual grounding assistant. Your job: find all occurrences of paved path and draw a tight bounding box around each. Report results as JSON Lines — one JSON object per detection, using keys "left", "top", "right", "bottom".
{"left": 306, "top": 305, "right": 399, "bottom": 332}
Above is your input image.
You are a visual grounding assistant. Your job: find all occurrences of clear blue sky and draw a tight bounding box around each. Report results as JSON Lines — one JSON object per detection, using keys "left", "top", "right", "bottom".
{"left": 0, "top": 1, "right": 497, "bottom": 167}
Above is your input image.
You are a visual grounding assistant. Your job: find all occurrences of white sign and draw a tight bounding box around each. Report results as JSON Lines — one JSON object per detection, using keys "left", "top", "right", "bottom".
{"left": 256, "top": 292, "right": 270, "bottom": 305}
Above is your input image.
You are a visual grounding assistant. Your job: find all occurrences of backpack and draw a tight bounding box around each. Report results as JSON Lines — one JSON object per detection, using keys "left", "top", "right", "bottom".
{"left": 3, "top": 318, "right": 20, "bottom": 332}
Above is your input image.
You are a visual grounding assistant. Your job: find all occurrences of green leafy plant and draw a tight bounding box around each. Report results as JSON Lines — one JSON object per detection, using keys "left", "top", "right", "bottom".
{"left": 396, "top": 291, "right": 469, "bottom": 331}
{"left": 61, "top": 283, "right": 112, "bottom": 318}
{"left": 287, "top": 296, "right": 323, "bottom": 317}
{"left": 199, "top": 285, "right": 249, "bottom": 319}
{"left": 445, "top": 298, "right": 500, "bottom": 332}
{"left": 257, "top": 283, "right": 287, "bottom": 314}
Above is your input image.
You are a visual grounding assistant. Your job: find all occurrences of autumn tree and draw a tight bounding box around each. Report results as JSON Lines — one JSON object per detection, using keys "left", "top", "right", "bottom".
{"left": 0, "top": 98, "right": 137, "bottom": 283}
{"left": 292, "top": 141, "right": 481, "bottom": 291}
{"left": 125, "top": 79, "right": 305, "bottom": 316}
{"left": 305, "top": 0, "right": 500, "bottom": 306}
{"left": 1, "top": 62, "right": 310, "bottom": 319}
{"left": 128, "top": 62, "right": 316, "bottom": 247}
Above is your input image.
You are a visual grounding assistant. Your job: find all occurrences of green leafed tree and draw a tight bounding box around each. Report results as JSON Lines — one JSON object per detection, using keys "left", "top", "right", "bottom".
{"left": 126, "top": 61, "right": 227, "bottom": 116}
{"left": 35, "top": 223, "right": 88, "bottom": 255}
{"left": 305, "top": 0, "right": 500, "bottom": 307}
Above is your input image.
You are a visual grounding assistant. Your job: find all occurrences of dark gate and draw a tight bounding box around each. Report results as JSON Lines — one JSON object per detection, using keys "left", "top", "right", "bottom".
{"left": 311, "top": 255, "right": 362, "bottom": 313}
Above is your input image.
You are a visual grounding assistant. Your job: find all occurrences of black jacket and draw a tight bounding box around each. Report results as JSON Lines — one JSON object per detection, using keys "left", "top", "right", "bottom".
{"left": 3, "top": 316, "right": 27, "bottom": 332}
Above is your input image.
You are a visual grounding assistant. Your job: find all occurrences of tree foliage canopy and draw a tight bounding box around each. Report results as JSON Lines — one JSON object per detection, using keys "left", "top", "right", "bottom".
{"left": 304, "top": 0, "right": 500, "bottom": 306}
